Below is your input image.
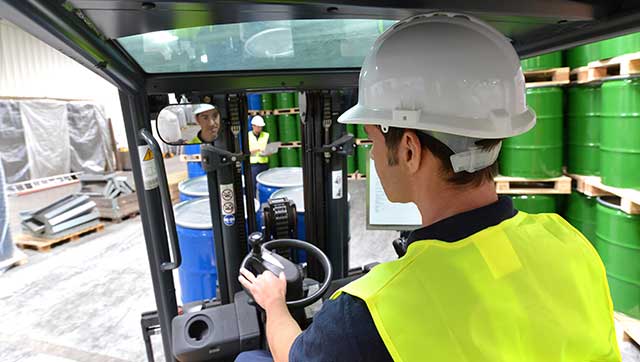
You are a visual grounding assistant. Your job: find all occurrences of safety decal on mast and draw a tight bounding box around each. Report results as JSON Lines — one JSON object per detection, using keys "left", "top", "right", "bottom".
{"left": 220, "top": 183, "right": 236, "bottom": 226}
{"left": 138, "top": 145, "right": 158, "bottom": 190}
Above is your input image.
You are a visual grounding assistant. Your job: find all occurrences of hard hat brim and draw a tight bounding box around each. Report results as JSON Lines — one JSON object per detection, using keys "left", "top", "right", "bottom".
{"left": 338, "top": 104, "right": 536, "bottom": 139}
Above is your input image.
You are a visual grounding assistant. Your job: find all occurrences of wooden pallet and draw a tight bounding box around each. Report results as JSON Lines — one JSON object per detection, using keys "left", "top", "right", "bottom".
{"left": 615, "top": 312, "right": 640, "bottom": 345}
{"left": 494, "top": 175, "right": 572, "bottom": 194}
{"left": 248, "top": 108, "right": 300, "bottom": 116}
{"left": 280, "top": 141, "right": 301, "bottom": 148}
{"left": 16, "top": 223, "right": 105, "bottom": 252}
{"left": 100, "top": 210, "right": 140, "bottom": 223}
{"left": 348, "top": 172, "right": 367, "bottom": 180}
{"left": 167, "top": 170, "right": 188, "bottom": 204}
{"left": 179, "top": 154, "right": 201, "bottom": 162}
{"left": 524, "top": 67, "right": 570, "bottom": 88}
{"left": 568, "top": 173, "right": 640, "bottom": 214}
{"left": 355, "top": 139, "right": 373, "bottom": 145}
{"left": 571, "top": 51, "right": 640, "bottom": 84}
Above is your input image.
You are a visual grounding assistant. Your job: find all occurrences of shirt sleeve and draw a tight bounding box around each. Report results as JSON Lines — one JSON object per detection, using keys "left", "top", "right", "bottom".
{"left": 289, "top": 294, "right": 393, "bottom": 362}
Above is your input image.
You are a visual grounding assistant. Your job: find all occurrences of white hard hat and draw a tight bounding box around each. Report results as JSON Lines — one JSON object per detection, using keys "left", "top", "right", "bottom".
{"left": 251, "top": 115, "right": 266, "bottom": 127}
{"left": 338, "top": 12, "right": 537, "bottom": 172}
{"left": 193, "top": 103, "right": 216, "bottom": 116}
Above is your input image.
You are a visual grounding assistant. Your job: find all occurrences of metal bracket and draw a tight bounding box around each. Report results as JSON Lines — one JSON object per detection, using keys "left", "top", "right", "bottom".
{"left": 314, "top": 134, "right": 355, "bottom": 157}
{"left": 200, "top": 144, "right": 247, "bottom": 172}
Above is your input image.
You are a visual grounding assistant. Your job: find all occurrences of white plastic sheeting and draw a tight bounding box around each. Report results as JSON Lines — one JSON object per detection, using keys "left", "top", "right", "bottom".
{"left": 20, "top": 100, "right": 71, "bottom": 179}
{"left": 0, "top": 100, "right": 29, "bottom": 183}
{"left": 0, "top": 19, "right": 127, "bottom": 147}
{"left": 67, "top": 102, "right": 115, "bottom": 173}
{"left": 0, "top": 99, "right": 115, "bottom": 181}
{"left": 0, "top": 161, "right": 17, "bottom": 269}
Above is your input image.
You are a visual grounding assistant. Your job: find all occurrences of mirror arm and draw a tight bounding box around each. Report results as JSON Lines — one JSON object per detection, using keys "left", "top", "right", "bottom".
{"left": 201, "top": 144, "right": 247, "bottom": 172}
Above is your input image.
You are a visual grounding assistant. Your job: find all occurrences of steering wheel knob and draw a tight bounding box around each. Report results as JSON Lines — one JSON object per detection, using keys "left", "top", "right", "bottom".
{"left": 248, "top": 232, "right": 264, "bottom": 256}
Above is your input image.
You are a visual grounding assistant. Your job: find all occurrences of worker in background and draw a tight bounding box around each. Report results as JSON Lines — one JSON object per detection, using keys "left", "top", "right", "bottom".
{"left": 248, "top": 115, "right": 269, "bottom": 192}
{"left": 237, "top": 12, "right": 620, "bottom": 362}
{"left": 190, "top": 104, "right": 220, "bottom": 144}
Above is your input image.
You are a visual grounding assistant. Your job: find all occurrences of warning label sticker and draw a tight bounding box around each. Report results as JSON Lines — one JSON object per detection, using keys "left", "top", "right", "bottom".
{"left": 220, "top": 183, "right": 236, "bottom": 217}
{"left": 138, "top": 145, "right": 158, "bottom": 190}
{"left": 332, "top": 170, "right": 343, "bottom": 199}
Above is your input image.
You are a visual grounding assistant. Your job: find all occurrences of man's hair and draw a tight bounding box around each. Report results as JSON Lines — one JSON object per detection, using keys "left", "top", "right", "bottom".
{"left": 382, "top": 127, "right": 502, "bottom": 187}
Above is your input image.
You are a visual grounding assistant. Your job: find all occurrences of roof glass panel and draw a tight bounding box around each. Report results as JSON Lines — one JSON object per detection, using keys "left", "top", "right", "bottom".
{"left": 118, "top": 19, "right": 396, "bottom": 73}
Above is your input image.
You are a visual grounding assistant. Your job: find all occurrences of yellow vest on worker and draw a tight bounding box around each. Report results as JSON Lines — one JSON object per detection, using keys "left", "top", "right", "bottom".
{"left": 249, "top": 131, "right": 269, "bottom": 164}
{"left": 333, "top": 212, "right": 620, "bottom": 362}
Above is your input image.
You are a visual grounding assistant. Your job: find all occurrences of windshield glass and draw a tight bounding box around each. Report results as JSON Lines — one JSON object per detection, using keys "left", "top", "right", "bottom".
{"left": 117, "top": 19, "right": 396, "bottom": 73}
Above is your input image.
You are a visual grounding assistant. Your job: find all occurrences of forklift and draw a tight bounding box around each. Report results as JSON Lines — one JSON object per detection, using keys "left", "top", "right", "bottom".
{"left": 2, "top": 1, "right": 639, "bottom": 361}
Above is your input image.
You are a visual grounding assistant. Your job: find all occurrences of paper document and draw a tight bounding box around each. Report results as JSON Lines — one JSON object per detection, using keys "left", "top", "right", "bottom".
{"left": 367, "top": 158, "right": 422, "bottom": 229}
{"left": 260, "top": 142, "right": 282, "bottom": 156}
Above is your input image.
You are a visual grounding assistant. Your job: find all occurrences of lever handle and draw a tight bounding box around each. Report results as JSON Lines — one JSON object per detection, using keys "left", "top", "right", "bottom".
{"left": 139, "top": 129, "right": 181, "bottom": 271}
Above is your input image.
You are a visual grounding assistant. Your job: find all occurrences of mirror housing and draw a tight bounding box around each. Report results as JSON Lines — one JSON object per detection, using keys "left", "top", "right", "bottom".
{"left": 156, "top": 104, "right": 221, "bottom": 145}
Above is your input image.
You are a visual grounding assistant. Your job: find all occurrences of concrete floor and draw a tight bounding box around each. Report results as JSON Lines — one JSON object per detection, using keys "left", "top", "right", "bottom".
{"left": 1, "top": 159, "right": 638, "bottom": 361}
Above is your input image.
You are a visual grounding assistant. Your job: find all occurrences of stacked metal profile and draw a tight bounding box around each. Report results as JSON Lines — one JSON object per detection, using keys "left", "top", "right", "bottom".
{"left": 21, "top": 194, "right": 99, "bottom": 238}
{"left": 78, "top": 174, "right": 138, "bottom": 221}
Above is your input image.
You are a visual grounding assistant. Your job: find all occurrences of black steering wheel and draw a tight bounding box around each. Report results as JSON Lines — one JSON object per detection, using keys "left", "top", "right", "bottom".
{"left": 240, "top": 233, "right": 333, "bottom": 309}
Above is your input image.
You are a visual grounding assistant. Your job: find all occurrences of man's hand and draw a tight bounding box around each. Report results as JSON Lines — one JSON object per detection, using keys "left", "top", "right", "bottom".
{"left": 238, "top": 268, "right": 287, "bottom": 312}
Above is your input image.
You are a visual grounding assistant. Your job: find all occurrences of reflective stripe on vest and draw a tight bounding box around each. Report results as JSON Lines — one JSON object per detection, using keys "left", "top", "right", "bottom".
{"left": 332, "top": 212, "right": 620, "bottom": 362}
{"left": 249, "top": 131, "right": 269, "bottom": 164}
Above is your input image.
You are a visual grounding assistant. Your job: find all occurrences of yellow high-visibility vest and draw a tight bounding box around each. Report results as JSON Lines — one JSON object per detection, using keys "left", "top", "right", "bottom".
{"left": 249, "top": 131, "right": 269, "bottom": 164}
{"left": 333, "top": 212, "right": 620, "bottom": 362}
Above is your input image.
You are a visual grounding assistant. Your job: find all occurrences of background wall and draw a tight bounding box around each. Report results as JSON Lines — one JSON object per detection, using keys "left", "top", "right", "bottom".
{"left": 0, "top": 19, "right": 127, "bottom": 148}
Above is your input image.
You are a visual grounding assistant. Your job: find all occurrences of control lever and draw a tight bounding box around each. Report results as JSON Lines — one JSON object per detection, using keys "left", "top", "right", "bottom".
{"left": 200, "top": 144, "right": 247, "bottom": 172}
{"left": 315, "top": 134, "right": 355, "bottom": 156}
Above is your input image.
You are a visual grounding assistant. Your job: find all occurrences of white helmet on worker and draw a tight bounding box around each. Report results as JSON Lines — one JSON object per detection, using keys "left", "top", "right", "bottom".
{"left": 193, "top": 103, "right": 216, "bottom": 116}
{"left": 251, "top": 115, "right": 266, "bottom": 127}
{"left": 338, "top": 12, "right": 536, "bottom": 173}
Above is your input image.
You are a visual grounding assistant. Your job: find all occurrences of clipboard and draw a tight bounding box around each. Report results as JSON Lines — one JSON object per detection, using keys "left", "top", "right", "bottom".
{"left": 260, "top": 142, "right": 282, "bottom": 156}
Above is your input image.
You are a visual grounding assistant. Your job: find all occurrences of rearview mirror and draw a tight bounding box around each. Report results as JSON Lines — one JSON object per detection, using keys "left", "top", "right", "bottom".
{"left": 156, "top": 104, "right": 221, "bottom": 145}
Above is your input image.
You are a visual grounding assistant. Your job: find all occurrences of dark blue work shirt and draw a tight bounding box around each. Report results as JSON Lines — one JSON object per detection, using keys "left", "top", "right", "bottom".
{"left": 236, "top": 197, "right": 517, "bottom": 362}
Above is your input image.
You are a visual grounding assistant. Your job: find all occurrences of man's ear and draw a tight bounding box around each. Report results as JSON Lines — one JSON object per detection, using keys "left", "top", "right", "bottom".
{"left": 403, "top": 131, "right": 422, "bottom": 174}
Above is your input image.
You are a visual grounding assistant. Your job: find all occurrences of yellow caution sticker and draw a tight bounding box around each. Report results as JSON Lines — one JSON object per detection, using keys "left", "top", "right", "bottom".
{"left": 143, "top": 148, "right": 154, "bottom": 161}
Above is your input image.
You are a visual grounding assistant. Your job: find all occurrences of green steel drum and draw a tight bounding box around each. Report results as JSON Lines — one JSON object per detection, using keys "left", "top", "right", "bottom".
{"left": 567, "top": 86, "right": 601, "bottom": 175}
{"left": 520, "top": 51, "right": 563, "bottom": 71}
{"left": 595, "top": 196, "right": 640, "bottom": 319}
{"left": 566, "top": 42, "right": 602, "bottom": 69}
{"left": 294, "top": 91, "right": 299, "bottom": 107}
{"left": 276, "top": 92, "right": 295, "bottom": 109}
{"left": 564, "top": 191, "right": 598, "bottom": 244}
{"left": 347, "top": 124, "right": 357, "bottom": 173}
{"left": 509, "top": 194, "right": 558, "bottom": 214}
{"left": 600, "top": 79, "right": 640, "bottom": 189}
{"left": 499, "top": 87, "right": 564, "bottom": 178}
{"left": 280, "top": 146, "right": 301, "bottom": 167}
{"left": 263, "top": 115, "right": 279, "bottom": 142}
{"left": 261, "top": 93, "right": 274, "bottom": 110}
{"left": 357, "top": 143, "right": 372, "bottom": 176}
{"left": 295, "top": 114, "right": 302, "bottom": 140}
{"left": 278, "top": 114, "right": 299, "bottom": 142}
{"left": 356, "top": 124, "right": 368, "bottom": 139}
{"left": 268, "top": 152, "right": 280, "bottom": 168}
{"left": 599, "top": 32, "right": 640, "bottom": 59}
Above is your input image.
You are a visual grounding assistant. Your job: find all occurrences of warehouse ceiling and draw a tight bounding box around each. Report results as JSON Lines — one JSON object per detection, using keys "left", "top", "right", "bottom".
{"left": 67, "top": 0, "right": 640, "bottom": 57}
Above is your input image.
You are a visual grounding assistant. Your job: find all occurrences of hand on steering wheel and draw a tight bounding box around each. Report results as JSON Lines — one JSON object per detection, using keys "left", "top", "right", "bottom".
{"left": 240, "top": 233, "right": 333, "bottom": 309}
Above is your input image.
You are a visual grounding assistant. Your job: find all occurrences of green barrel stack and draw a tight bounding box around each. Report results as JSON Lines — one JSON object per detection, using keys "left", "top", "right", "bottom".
{"left": 566, "top": 85, "right": 601, "bottom": 175}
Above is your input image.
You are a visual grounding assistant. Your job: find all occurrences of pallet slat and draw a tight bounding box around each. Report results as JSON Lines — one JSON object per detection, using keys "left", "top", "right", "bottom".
{"left": 615, "top": 312, "right": 640, "bottom": 345}
{"left": 179, "top": 154, "right": 202, "bottom": 162}
{"left": 494, "top": 175, "right": 572, "bottom": 194}
{"left": 568, "top": 173, "right": 640, "bottom": 214}
{"left": 524, "top": 67, "right": 570, "bottom": 88}
{"left": 571, "top": 51, "right": 640, "bottom": 84}
{"left": 16, "top": 223, "right": 105, "bottom": 252}
{"left": 248, "top": 108, "right": 300, "bottom": 116}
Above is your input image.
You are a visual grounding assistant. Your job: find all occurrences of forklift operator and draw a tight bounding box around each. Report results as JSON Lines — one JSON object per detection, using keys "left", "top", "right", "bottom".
{"left": 190, "top": 104, "right": 221, "bottom": 144}
{"left": 237, "top": 13, "right": 620, "bottom": 362}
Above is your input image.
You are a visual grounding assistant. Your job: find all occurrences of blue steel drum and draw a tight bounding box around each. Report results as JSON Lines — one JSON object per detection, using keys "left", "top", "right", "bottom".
{"left": 255, "top": 198, "right": 264, "bottom": 231}
{"left": 256, "top": 167, "right": 303, "bottom": 206}
{"left": 174, "top": 198, "right": 217, "bottom": 304}
{"left": 178, "top": 176, "right": 208, "bottom": 202}
{"left": 184, "top": 144, "right": 204, "bottom": 178}
{"left": 247, "top": 93, "right": 262, "bottom": 110}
